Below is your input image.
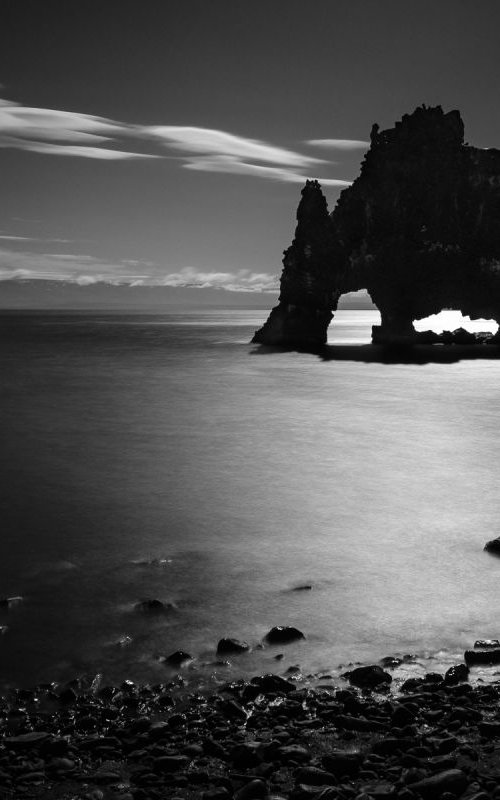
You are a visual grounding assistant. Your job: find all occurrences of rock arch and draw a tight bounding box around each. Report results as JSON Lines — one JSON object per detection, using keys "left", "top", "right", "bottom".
{"left": 252, "top": 106, "right": 500, "bottom": 347}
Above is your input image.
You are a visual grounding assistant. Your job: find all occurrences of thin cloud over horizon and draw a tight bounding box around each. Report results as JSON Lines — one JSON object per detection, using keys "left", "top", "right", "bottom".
{"left": 0, "top": 246, "right": 279, "bottom": 292}
{"left": 0, "top": 96, "right": 356, "bottom": 185}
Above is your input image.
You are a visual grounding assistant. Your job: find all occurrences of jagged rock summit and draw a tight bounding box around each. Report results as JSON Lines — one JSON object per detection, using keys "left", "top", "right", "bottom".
{"left": 252, "top": 105, "right": 500, "bottom": 347}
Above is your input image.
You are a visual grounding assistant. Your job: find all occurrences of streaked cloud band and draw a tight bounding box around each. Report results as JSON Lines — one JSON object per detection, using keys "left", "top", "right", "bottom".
{"left": 0, "top": 247, "right": 278, "bottom": 292}
{"left": 0, "top": 96, "right": 353, "bottom": 185}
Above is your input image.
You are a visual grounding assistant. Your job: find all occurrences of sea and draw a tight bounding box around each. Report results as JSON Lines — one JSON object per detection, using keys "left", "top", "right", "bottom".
{"left": 1, "top": 307, "right": 500, "bottom": 693}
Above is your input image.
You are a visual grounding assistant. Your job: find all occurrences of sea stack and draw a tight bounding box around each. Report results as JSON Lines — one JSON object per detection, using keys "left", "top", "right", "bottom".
{"left": 253, "top": 105, "right": 500, "bottom": 347}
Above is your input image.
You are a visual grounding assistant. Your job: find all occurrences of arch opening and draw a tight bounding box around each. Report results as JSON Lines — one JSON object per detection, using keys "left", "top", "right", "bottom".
{"left": 414, "top": 310, "right": 498, "bottom": 337}
{"left": 327, "top": 291, "right": 381, "bottom": 345}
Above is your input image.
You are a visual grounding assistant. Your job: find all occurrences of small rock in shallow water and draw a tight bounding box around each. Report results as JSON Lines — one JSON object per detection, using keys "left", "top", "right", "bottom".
{"left": 0, "top": 595, "right": 23, "bottom": 609}
{"left": 165, "top": 650, "right": 193, "bottom": 667}
{"left": 264, "top": 626, "right": 305, "bottom": 644}
{"left": 135, "top": 598, "right": 167, "bottom": 613}
{"left": 217, "top": 637, "right": 250, "bottom": 655}
{"left": 444, "top": 664, "right": 469, "bottom": 684}
{"left": 344, "top": 664, "right": 392, "bottom": 688}
{"left": 474, "top": 638, "right": 500, "bottom": 648}
{"left": 484, "top": 538, "right": 500, "bottom": 554}
{"left": 465, "top": 648, "right": 500, "bottom": 665}
{"left": 380, "top": 656, "right": 403, "bottom": 668}
{"left": 250, "top": 673, "right": 296, "bottom": 694}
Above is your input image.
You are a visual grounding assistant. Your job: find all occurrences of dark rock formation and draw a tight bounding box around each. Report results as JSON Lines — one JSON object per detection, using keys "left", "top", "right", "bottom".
{"left": 253, "top": 105, "right": 500, "bottom": 347}
{"left": 165, "top": 650, "right": 193, "bottom": 667}
{"left": 264, "top": 625, "right": 305, "bottom": 645}
{"left": 465, "top": 647, "right": 500, "bottom": 665}
{"left": 216, "top": 637, "right": 250, "bottom": 655}
{"left": 484, "top": 537, "right": 500, "bottom": 554}
{"left": 344, "top": 664, "right": 392, "bottom": 688}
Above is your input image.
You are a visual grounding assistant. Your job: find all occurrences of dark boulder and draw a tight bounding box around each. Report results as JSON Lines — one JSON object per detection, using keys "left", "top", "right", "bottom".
{"left": 216, "top": 637, "right": 250, "bottom": 655}
{"left": 135, "top": 598, "right": 166, "bottom": 613}
{"left": 484, "top": 538, "right": 500, "bottom": 555}
{"left": 165, "top": 650, "right": 193, "bottom": 667}
{"left": 250, "top": 673, "right": 296, "bottom": 694}
{"left": 444, "top": 664, "right": 469, "bottom": 684}
{"left": 0, "top": 595, "right": 23, "bottom": 609}
{"left": 464, "top": 648, "right": 500, "bottom": 665}
{"left": 344, "top": 664, "right": 392, "bottom": 688}
{"left": 474, "top": 638, "right": 500, "bottom": 648}
{"left": 264, "top": 626, "right": 305, "bottom": 645}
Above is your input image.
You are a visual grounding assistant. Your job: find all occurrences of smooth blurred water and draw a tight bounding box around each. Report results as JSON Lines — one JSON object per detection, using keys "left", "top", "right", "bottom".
{"left": 1, "top": 308, "right": 500, "bottom": 691}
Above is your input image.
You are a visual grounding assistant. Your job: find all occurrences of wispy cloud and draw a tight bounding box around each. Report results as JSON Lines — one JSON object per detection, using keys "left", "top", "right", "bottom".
{"left": 0, "top": 234, "right": 34, "bottom": 241}
{"left": 0, "top": 96, "right": 354, "bottom": 184}
{"left": 0, "top": 246, "right": 277, "bottom": 292}
{"left": 183, "top": 154, "right": 351, "bottom": 186}
{"left": 307, "top": 138, "right": 369, "bottom": 150}
{"left": 0, "top": 99, "right": 155, "bottom": 160}
{"left": 150, "top": 266, "right": 278, "bottom": 292}
{"left": 146, "top": 125, "right": 320, "bottom": 167}
{"left": 15, "top": 140, "right": 157, "bottom": 160}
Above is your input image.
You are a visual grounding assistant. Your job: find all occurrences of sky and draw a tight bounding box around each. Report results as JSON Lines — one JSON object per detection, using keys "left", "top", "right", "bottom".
{"left": 1, "top": 0, "right": 500, "bottom": 306}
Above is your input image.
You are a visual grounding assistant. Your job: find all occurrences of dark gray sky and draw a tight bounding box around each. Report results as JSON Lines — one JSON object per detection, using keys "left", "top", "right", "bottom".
{"left": 1, "top": 0, "right": 499, "bottom": 299}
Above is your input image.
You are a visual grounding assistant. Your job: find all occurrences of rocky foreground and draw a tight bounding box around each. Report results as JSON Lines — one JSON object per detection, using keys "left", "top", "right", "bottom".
{"left": 4, "top": 653, "right": 500, "bottom": 800}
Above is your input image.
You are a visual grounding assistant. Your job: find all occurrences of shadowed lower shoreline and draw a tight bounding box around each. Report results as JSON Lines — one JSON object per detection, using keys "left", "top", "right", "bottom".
{"left": 251, "top": 343, "right": 500, "bottom": 365}
{"left": 2, "top": 654, "right": 500, "bottom": 800}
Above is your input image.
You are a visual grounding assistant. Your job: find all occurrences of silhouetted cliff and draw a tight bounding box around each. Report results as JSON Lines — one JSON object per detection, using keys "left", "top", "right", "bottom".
{"left": 253, "top": 106, "right": 500, "bottom": 346}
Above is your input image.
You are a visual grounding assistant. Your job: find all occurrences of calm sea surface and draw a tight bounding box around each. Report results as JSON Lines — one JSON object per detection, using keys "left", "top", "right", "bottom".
{"left": 1, "top": 308, "right": 500, "bottom": 691}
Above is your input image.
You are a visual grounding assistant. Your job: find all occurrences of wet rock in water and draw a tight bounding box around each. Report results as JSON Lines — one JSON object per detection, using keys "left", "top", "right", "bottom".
{"left": 380, "top": 656, "right": 403, "bottom": 668}
{"left": 410, "top": 769, "right": 468, "bottom": 799}
{"left": 217, "top": 637, "right": 250, "bottom": 655}
{"left": 135, "top": 598, "right": 166, "bottom": 613}
{"left": 464, "top": 648, "right": 500, "bottom": 665}
{"left": 444, "top": 664, "right": 469, "bottom": 684}
{"left": 250, "top": 673, "right": 297, "bottom": 694}
{"left": 165, "top": 650, "right": 193, "bottom": 667}
{"left": 484, "top": 538, "right": 500, "bottom": 554}
{"left": 0, "top": 595, "right": 23, "bottom": 609}
{"left": 344, "top": 664, "right": 392, "bottom": 688}
{"left": 115, "top": 634, "right": 133, "bottom": 647}
{"left": 474, "top": 638, "right": 500, "bottom": 648}
{"left": 264, "top": 626, "right": 305, "bottom": 644}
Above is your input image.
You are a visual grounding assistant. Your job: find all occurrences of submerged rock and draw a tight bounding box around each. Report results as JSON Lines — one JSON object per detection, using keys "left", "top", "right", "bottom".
{"left": 134, "top": 598, "right": 167, "bottom": 613}
{"left": 474, "top": 638, "right": 500, "bottom": 648}
{"left": 165, "top": 650, "right": 193, "bottom": 667}
{"left": 216, "top": 637, "right": 250, "bottom": 655}
{"left": 264, "top": 626, "right": 305, "bottom": 645}
{"left": 0, "top": 596, "right": 23, "bottom": 609}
